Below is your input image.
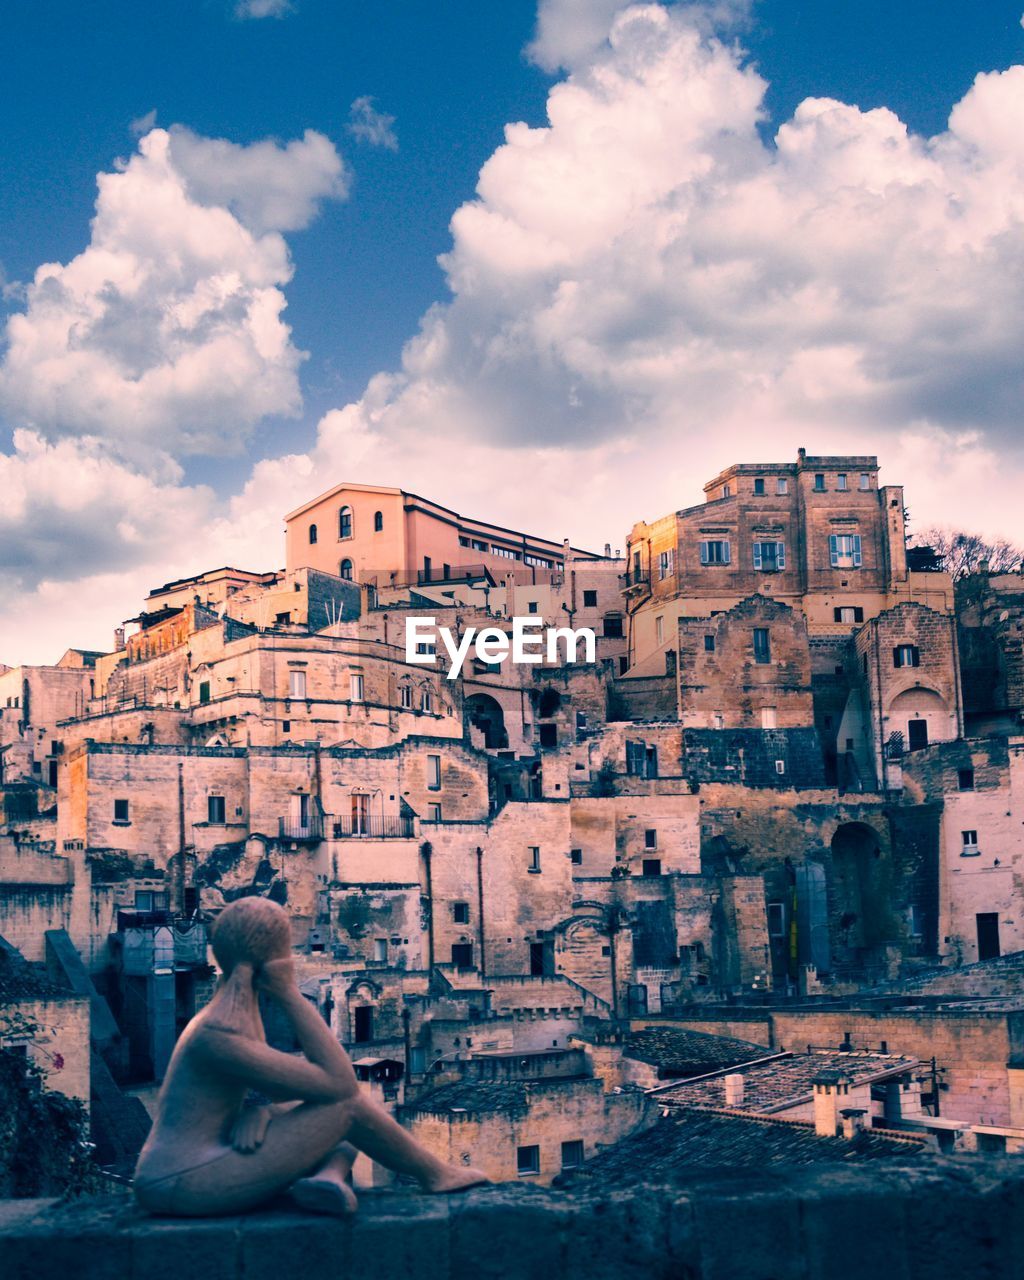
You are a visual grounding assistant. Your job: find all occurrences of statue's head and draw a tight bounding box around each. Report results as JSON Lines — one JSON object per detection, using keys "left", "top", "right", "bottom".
{"left": 212, "top": 896, "right": 291, "bottom": 975}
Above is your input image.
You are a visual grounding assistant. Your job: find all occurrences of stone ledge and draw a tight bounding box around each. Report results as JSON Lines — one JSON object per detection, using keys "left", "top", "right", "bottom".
{"left": 2, "top": 1159, "right": 1023, "bottom": 1280}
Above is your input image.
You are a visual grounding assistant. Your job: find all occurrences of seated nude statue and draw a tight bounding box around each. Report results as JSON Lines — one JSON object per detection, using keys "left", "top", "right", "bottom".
{"left": 134, "top": 897, "right": 486, "bottom": 1216}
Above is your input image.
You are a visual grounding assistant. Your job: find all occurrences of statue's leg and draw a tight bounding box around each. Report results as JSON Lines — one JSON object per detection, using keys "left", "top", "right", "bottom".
{"left": 138, "top": 1097, "right": 358, "bottom": 1217}
{"left": 343, "top": 1091, "right": 488, "bottom": 1193}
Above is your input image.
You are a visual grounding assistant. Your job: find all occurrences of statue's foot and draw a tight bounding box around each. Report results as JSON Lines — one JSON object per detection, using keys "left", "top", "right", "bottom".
{"left": 422, "top": 1165, "right": 490, "bottom": 1194}
{"left": 289, "top": 1175, "right": 359, "bottom": 1216}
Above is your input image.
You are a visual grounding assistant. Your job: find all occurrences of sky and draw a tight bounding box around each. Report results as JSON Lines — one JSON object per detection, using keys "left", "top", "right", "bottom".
{"left": 2, "top": 0, "right": 1024, "bottom": 663}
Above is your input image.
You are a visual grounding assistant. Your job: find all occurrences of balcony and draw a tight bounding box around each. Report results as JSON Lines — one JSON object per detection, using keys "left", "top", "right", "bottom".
{"left": 331, "top": 814, "right": 415, "bottom": 839}
{"left": 278, "top": 813, "right": 325, "bottom": 842}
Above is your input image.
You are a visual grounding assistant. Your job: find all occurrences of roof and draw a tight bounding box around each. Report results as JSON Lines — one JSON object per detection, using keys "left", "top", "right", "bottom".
{"left": 0, "top": 948, "right": 71, "bottom": 1004}
{"left": 562, "top": 1108, "right": 927, "bottom": 1186}
{"left": 402, "top": 1076, "right": 596, "bottom": 1117}
{"left": 654, "top": 1051, "right": 919, "bottom": 1114}
{"left": 624, "top": 1026, "right": 771, "bottom": 1077}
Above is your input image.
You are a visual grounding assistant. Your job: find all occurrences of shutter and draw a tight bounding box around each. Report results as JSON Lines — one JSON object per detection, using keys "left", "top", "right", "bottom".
{"left": 722, "top": 542, "right": 730, "bottom": 565}
{"left": 700, "top": 542, "right": 709, "bottom": 566}
{"left": 912, "top": 647, "right": 920, "bottom": 668}
{"left": 753, "top": 543, "right": 762, "bottom": 570}
{"left": 852, "top": 535, "right": 862, "bottom": 567}
{"left": 829, "top": 534, "right": 838, "bottom": 567}
{"left": 777, "top": 542, "right": 786, "bottom": 570}
{"left": 893, "top": 647, "right": 901, "bottom": 668}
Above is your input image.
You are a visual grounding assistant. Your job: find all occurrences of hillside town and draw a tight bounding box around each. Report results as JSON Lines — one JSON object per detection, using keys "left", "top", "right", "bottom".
{"left": 2, "top": 450, "right": 1024, "bottom": 1191}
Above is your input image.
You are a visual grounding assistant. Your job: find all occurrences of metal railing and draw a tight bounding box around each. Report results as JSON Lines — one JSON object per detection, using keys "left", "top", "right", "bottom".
{"left": 331, "top": 814, "right": 416, "bottom": 839}
{"left": 278, "top": 813, "right": 325, "bottom": 841}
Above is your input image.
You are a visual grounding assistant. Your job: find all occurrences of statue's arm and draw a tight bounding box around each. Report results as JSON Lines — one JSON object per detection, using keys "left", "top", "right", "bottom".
{"left": 194, "top": 1026, "right": 356, "bottom": 1104}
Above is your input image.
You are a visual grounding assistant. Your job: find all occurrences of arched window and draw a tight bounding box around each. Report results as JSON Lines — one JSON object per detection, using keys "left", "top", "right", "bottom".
{"left": 339, "top": 506, "right": 353, "bottom": 539}
{"left": 340, "top": 559, "right": 354, "bottom": 580}
{"left": 374, "top": 510, "right": 383, "bottom": 532}
{"left": 309, "top": 523, "right": 318, "bottom": 545}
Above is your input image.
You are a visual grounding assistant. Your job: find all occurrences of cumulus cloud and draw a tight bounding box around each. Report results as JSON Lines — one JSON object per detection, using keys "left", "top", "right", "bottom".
{"left": 130, "top": 108, "right": 157, "bottom": 137}
{"left": 347, "top": 97, "right": 398, "bottom": 151}
{"left": 270, "top": 2, "right": 1024, "bottom": 549}
{"left": 0, "top": 127, "right": 346, "bottom": 460}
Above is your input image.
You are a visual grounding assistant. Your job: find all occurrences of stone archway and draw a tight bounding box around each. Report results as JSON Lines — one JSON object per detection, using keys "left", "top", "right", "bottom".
{"left": 465, "top": 693, "right": 508, "bottom": 749}
{"left": 829, "top": 822, "right": 894, "bottom": 970}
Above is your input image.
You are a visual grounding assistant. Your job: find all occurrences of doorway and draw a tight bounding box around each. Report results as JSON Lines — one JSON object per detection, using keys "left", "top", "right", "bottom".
{"left": 907, "top": 719, "right": 929, "bottom": 751}
{"left": 977, "top": 913, "right": 1001, "bottom": 961}
{"left": 353, "top": 1005, "right": 374, "bottom": 1043}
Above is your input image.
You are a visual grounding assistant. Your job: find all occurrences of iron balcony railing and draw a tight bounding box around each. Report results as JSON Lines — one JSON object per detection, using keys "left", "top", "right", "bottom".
{"left": 331, "top": 814, "right": 416, "bottom": 839}
{"left": 278, "top": 813, "right": 325, "bottom": 841}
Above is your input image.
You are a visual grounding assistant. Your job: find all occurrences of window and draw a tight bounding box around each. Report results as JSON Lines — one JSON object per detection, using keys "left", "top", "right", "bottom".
{"left": 374, "top": 939, "right": 388, "bottom": 963}
{"left": 199, "top": 680, "right": 211, "bottom": 704}
{"left": 893, "top": 644, "right": 920, "bottom": 668}
{"left": 907, "top": 904, "right": 924, "bottom": 939}
{"left": 776, "top": 477, "right": 788, "bottom": 495}
{"left": 767, "top": 902, "right": 786, "bottom": 938}
{"left": 961, "top": 830, "right": 979, "bottom": 855}
{"left": 712, "top": 712, "right": 724, "bottom": 729}
{"left": 517, "top": 1145, "right": 540, "bottom": 1177}
{"left": 722, "top": 483, "right": 732, "bottom": 498}
{"left": 339, "top": 506, "right": 353, "bottom": 538}
{"left": 340, "top": 559, "right": 353, "bottom": 580}
{"left": 625, "top": 741, "right": 658, "bottom": 778}
{"left": 814, "top": 474, "right": 825, "bottom": 491}
{"left": 753, "top": 541, "right": 785, "bottom": 571}
{"left": 655, "top": 616, "right": 664, "bottom": 645}
{"left": 642, "top": 859, "right": 662, "bottom": 877}
{"left": 761, "top": 706, "right": 777, "bottom": 729}
{"left": 427, "top": 803, "right": 442, "bottom": 822}
{"left": 583, "top": 589, "right": 597, "bottom": 607}
{"left": 207, "top": 795, "right": 226, "bottom": 825}
{"left": 603, "top": 614, "right": 624, "bottom": 638}
{"left": 374, "top": 510, "right": 383, "bottom": 532}
{"left": 753, "top": 477, "right": 765, "bottom": 495}
{"left": 834, "top": 606, "right": 864, "bottom": 623}
{"left": 700, "top": 539, "right": 731, "bottom": 565}
{"left": 282, "top": 720, "right": 290, "bottom": 733}
{"left": 451, "top": 943, "right": 474, "bottom": 968}
{"left": 527, "top": 600, "right": 539, "bottom": 614}
{"left": 400, "top": 685, "right": 413, "bottom": 709}
{"left": 309, "top": 524, "right": 318, "bottom": 545}
{"left": 704, "top": 634, "right": 715, "bottom": 652}
{"left": 570, "top": 848, "right": 582, "bottom": 865}
{"left": 415, "top": 641, "right": 435, "bottom": 656}
{"left": 644, "top": 829, "right": 657, "bottom": 850}
{"left": 289, "top": 669, "right": 307, "bottom": 699}
{"left": 774, "top": 759, "right": 786, "bottom": 775}
{"left": 859, "top": 473, "right": 871, "bottom": 490}
{"left": 528, "top": 846, "right": 541, "bottom": 873}
{"left": 135, "top": 891, "right": 154, "bottom": 912}
{"left": 658, "top": 549, "right": 674, "bottom": 580}
{"left": 113, "top": 798, "right": 130, "bottom": 824}
{"left": 752, "top": 628, "right": 771, "bottom": 664}
{"left": 421, "top": 689, "right": 434, "bottom": 713}
{"left": 350, "top": 673, "right": 364, "bottom": 702}
{"left": 453, "top": 902, "right": 470, "bottom": 924}
{"left": 427, "top": 754, "right": 441, "bottom": 790}
{"left": 958, "top": 767, "right": 975, "bottom": 791}
{"left": 829, "top": 534, "right": 862, "bottom": 568}
{"left": 275, "top": 612, "right": 291, "bottom": 625}
{"left": 561, "top": 1140, "right": 584, "bottom": 1171}
{"left": 837, "top": 473, "right": 848, "bottom": 491}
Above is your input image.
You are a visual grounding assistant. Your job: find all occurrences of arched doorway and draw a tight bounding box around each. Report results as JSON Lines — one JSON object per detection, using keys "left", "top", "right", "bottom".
{"left": 465, "top": 693, "right": 507, "bottom": 749}
{"left": 887, "top": 687, "right": 950, "bottom": 753}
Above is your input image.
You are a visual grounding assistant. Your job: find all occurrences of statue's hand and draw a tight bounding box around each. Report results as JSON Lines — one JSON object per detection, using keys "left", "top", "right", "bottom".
{"left": 255, "top": 956, "right": 297, "bottom": 999}
{"left": 230, "top": 1105, "right": 271, "bottom": 1153}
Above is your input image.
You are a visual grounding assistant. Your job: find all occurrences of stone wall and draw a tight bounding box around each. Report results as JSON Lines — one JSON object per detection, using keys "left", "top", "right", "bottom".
{"left": 3, "top": 1158, "right": 1023, "bottom": 1280}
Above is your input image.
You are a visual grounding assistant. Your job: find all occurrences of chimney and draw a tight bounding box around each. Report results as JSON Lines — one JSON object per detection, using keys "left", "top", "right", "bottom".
{"left": 114, "top": 627, "right": 125, "bottom": 651}
{"left": 724, "top": 1073, "right": 745, "bottom": 1107}
{"left": 604, "top": 543, "right": 612, "bottom": 557}
{"left": 840, "top": 1108, "right": 867, "bottom": 1140}
{"left": 812, "top": 1071, "right": 849, "bottom": 1137}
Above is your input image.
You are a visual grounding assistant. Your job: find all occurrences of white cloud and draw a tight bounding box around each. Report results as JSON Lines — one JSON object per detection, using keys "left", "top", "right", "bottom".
{"left": 0, "top": 127, "right": 346, "bottom": 461}
{"left": 235, "top": 0, "right": 293, "bottom": 19}
{"left": 7, "top": 1, "right": 1024, "bottom": 664}
{"left": 347, "top": 97, "right": 398, "bottom": 151}
{"left": 130, "top": 108, "right": 157, "bottom": 137}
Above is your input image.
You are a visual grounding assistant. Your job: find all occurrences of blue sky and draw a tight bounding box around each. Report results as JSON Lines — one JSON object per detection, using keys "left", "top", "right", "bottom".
{"left": 2, "top": 0, "right": 1024, "bottom": 659}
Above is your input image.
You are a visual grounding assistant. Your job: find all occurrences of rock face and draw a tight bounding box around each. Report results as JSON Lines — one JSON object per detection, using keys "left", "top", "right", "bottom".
{"left": 2, "top": 1157, "right": 1023, "bottom": 1280}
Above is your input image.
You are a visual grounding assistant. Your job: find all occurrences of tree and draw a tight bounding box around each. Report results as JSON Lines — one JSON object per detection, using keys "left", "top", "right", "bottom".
{"left": 911, "top": 528, "right": 1024, "bottom": 580}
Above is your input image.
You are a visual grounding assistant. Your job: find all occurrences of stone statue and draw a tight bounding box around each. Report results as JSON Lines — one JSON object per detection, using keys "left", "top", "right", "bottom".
{"left": 133, "top": 897, "right": 487, "bottom": 1215}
